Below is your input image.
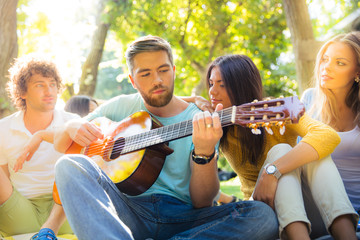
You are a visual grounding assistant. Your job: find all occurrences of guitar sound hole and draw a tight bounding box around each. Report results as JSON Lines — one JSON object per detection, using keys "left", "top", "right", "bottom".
{"left": 110, "top": 138, "right": 125, "bottom": 160}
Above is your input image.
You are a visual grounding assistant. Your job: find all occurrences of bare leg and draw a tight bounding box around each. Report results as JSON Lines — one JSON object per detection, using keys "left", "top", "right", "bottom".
{"left": 284, "top": 221, "right": 310, "bottom": 240}
{"left": 330, "top": 215, "right": 357, "bottom": 240}
{"left": 0, "top": 165, "right": 12, "bottom": 204}
{"left": 218, "top": 192, "right": 235, "bottom": 204}
{"left": 40, "top": 203, "right": 67, "bottom": 235}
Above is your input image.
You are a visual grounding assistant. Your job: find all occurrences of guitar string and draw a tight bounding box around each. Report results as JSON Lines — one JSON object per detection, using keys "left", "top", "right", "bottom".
{"left": 80, "top": 110, "right": 235, "bottom": 156}
{"left": 78, "top": 110, "right": 285, "bottom": 156}
{"left": 85, "top": 114, "right": 234, "bottom": 155}
{"left": 75, "top": 103, "right": 288, "bottom": 156}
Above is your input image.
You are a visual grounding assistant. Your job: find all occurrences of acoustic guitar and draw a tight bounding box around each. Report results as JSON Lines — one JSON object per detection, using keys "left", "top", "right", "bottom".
{"left": 53, "top": 96, "right": 304, "bottom": 204}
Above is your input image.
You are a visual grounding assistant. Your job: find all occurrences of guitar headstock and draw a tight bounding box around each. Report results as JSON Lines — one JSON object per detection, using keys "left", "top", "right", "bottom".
{"left": 232, "top": 96, "right": 305, "bottom": 135}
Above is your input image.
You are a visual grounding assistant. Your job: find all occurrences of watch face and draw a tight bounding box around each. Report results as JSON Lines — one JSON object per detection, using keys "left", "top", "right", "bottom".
{"left": 266, "top": 165, "right": 276, "bottom": 174}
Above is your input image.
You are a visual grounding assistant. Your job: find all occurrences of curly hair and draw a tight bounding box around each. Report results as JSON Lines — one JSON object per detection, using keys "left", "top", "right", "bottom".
{"left": 7, "top": 55, "right": 63, "bottom": 110}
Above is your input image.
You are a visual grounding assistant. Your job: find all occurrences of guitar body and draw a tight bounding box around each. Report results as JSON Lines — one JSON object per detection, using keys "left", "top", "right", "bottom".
{"left": 53, "top": 96, "right": 305, "bottom": 204}
{"left": 66, "top": 111, "right": 173, "bottom": 196}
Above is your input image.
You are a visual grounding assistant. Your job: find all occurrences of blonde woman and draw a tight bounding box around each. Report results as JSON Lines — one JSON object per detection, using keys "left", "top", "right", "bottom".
{"left": 302, "top": 31, "right": 360, "bottom": 235}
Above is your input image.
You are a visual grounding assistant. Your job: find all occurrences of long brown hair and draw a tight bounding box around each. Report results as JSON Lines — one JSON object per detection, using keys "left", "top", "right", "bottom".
{"left": 207, "top": 54, "right": 265, "bottom": 165}
{"left": 309, "top": 31, "right": 360, "bottom": 128}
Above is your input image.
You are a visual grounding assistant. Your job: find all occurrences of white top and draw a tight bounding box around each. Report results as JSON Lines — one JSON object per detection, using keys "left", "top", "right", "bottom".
{"left": 0, "top": 109, "right": 79, "bottom": 198}
{"left": 301, "top": 88, "right": 360, "bottom": 211}
{"left": 333, "top": 126, "right": 360, "bottom": 211}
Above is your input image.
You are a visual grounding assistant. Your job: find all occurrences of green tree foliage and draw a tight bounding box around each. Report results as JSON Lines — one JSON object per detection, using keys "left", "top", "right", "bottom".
{"left": 309, "top": 0, "right": 360, "bottom": 38}
{"left": 94, "top": 50, "right": 136, "bottom": 99}
{"left": 106, "top": 0, "right": 295, "bottom": 98}
{"left": 17, "top": 0, "right": 49, "bottom": 56}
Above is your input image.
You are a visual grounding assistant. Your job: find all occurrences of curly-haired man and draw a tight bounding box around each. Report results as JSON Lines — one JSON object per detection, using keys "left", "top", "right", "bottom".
{"left": 0, "top": 55, "right": 78, "bottom": 239}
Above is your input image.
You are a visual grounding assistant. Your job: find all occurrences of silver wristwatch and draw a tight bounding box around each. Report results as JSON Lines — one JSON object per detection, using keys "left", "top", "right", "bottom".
{"left": 264, "top": 163, "right": 282, "bottom": 179}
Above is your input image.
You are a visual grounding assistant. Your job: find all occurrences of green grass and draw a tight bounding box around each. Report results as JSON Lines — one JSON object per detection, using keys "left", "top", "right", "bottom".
{"left": 219, "top": 177, "right": 244, "bottom": 200}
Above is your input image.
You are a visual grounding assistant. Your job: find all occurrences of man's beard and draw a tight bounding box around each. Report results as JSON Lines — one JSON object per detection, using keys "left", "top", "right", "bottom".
{"left": 138, "top": 85, "right": 174, "bottom": 107}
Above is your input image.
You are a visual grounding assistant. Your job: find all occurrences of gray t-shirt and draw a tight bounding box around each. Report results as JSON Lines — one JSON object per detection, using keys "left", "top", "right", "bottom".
{"left": 301, "top": 88, "right": 360, "bottom": 211}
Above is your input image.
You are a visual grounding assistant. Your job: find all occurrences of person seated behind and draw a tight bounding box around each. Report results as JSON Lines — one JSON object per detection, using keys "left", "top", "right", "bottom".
{"left": 301, "top": 31, "right": 360, "bottom": 236}
{"left": 52, "top": 35, "right": 279, "bottom": 240}
{"left": 188, "top": 54, "right": 358, "bottom": 239}
{"left": 0, "top": 55, "right": 79, "bottom": 239}
{"left": 64, "top": 95, "right": 98, "bottom": 117}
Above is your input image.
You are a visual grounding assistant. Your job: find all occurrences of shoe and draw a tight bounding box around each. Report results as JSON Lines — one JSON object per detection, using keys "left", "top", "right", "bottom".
{"left": 30, "top": 228, "right": 58, "bottom": 240}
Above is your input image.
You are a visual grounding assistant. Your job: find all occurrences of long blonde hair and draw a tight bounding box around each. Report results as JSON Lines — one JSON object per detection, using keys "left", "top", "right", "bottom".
{"left": 309, "top": 31, "right": 360, "bottom": 128}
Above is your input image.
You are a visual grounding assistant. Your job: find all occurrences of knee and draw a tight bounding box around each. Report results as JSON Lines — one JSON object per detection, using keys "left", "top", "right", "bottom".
{"left": 269, "top": 143, "right": 292, "bottom": 154}
{"left": 249, "top": 201, "right": 278, "bottom": 224}
{"left": 56, "top": 155, "right": 74, "bottom": 175}
{"left": 253, "top": 201, "right": 279, "bottom": 237}
{"left": 55, "top": 155, "right": 89, "bottom": 182}
{"left": 257, "top": 201, "right": 278, "bottom": 223}
{"left": 266, "top": 144, "right": 292, "bottom": 164}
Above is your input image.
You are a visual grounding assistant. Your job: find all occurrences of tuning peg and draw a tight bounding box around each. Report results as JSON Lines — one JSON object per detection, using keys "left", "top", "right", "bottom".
{"left": 276, "top": 121, "right": 285, "bottom": 135}
{"left": 262, "top": 123, "right": 273, "bottom": 135}
{"left": 249, "top": 123, "right": 261, "bottom": 135}
{"left": 280, "top": 125, "right": 285, "bottom": 135}
{"left": 251, "top": 128, "right": 261, "bottom": 135}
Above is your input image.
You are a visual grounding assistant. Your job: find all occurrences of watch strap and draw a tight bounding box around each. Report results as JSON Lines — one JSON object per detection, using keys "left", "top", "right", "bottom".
{"left": 191, "top": 150, "right": 216, "bottom": 165}
{"left": 264, "top": 163, "right": 282, "bottom": 179}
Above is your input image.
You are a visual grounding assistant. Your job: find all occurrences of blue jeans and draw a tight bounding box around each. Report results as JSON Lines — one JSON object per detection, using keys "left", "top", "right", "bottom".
{"left": 55, "top": 155, "right": 278, "bottom": 240}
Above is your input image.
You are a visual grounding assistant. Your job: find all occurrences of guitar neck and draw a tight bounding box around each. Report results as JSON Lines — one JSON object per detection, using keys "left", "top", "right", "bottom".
{"left": 121, "top": 107, "right": 236, "bottom": 154}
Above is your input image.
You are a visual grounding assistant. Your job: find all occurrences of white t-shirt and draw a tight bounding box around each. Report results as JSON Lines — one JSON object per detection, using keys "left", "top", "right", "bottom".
{"left": 301, "top": 88, "right": 360, "bottom": 211}
{"left": 0, "top": 109, "right": 79, "bottom": 199}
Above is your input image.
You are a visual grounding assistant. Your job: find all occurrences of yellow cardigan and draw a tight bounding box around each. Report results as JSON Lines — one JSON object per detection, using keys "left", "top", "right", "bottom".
{"left": 221, "top": 113, "right": 341, "bottom": 200}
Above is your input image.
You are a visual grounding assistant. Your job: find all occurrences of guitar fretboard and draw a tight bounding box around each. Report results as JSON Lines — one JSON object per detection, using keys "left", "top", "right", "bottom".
{"left": 121, "top": 107, "right": 236, "bottom": 154}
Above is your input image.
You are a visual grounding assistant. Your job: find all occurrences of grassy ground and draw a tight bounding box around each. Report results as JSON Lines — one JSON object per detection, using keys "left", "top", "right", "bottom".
{"left": 219, "top": 177, "right": 243, "bottom": 200}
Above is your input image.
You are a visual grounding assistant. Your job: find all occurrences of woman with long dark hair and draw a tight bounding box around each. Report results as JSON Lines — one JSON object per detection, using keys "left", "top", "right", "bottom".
{"left": 189, "top": 54, "right": 358, "bottom": 239}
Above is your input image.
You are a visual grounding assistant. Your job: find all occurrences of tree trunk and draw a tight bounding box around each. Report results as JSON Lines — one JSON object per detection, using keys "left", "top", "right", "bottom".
{"left": 191, "top": 63, "right": 206, "bottom": 96}
{"left": 0, "top": 0, "right": 18, "bottom": 117}
{"left": 78, "top": 1, "right": 110, "bottom": 96}
{"left": 282, "top": 0, "right": 323, "bottom": 94}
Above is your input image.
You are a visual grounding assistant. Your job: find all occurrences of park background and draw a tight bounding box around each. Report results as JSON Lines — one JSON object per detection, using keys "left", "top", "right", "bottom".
{"left": 1, "top": 0, "right": 360, "bottom": 199}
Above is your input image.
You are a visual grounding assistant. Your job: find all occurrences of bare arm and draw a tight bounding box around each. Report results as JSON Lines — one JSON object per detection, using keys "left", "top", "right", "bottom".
{"left": 14, "top": 130, "right": 55, "bottom": 172}
{"left": 252, "top": 113, "right": 341, "bottom": 208}
{"left": 1, "top": 164, "right": 10, "bottom": 179}
{"left": 190, "top": 104, "right": 223, "bottom": 208}
{"left": 253, "top": 142, "right": 318, "bottom": 209}
{"left": 0, "top": 164, "right": 12, "bottom": 204}
{"left": 54, "top": 118, "right": 103, "bottom": 153}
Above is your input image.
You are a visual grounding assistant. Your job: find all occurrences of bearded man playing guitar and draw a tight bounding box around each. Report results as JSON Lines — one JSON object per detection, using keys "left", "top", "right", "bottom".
{"left": 52, "top": 36, "right": 279, "bottom": 240}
